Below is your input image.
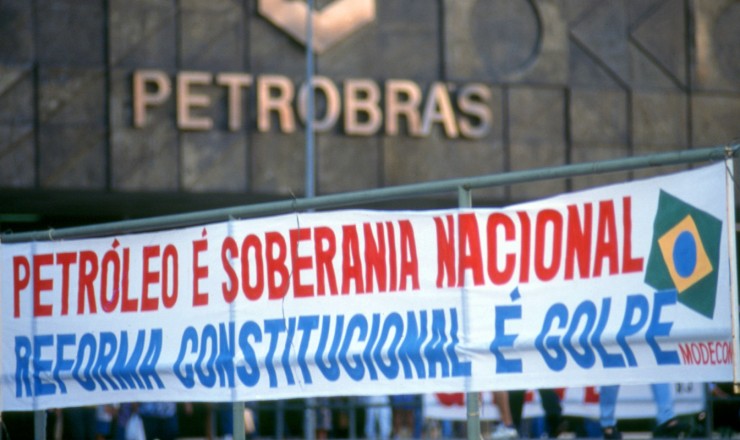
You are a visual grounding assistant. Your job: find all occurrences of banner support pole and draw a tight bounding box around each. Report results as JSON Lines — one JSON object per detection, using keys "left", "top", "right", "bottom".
{"left": 459, "top": 186, "right": 481, "bottom": 440}
{"left": 723, "top": 152, "right": 740, "bottom": 393}
{"left": 33, "top": 410, "right": 46, "bottom": 440}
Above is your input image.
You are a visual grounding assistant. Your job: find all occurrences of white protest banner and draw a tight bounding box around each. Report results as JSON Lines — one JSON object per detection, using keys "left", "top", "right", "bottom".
{"left": 1, "top": 163, "right": 736, "bottom": 411}
{"left": 423, "top": 383, "right": 705, "bottom": 421}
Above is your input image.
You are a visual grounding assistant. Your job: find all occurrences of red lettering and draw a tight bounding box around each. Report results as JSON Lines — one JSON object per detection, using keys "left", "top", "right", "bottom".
{"left": 221, "top": 237, "right": 239, "bottom": 303}
{"left": 534, "top": 209, "right": 562, "bottom": 281}
{"left": 266, "top": 232, "right": 289, "bottom": 300}
{"left": 100, "top": 250, "right": 120, "bottom": 313}
{"left": 435, "top": 216, "right": 456, "bottom": 287}
{"left": 517, "top": 212, "right": 531, "bottom": 283}
{"left": 120, "top": 248, "right": 138, "bottom": 312}
{"left": 341, "top": 225, "right": 364, "bottom": 294}
{"left": 33, "top": 254, "right": 54, "bottom": 317}
{"left": 364, "top": 223, "right": 387, "bottom": 292}
{"left": 458, "top": 213, "right": 483, "bottom": 286}
{"left": 290, "top": 228, "right": 314, "bottom": 298}
{"left": 161, "top": 244, "right": 178, "bottom": 308}
{"left": 315, "top": 227, "right": 338, "bottom": 295}
{"left": 565, "top": 204, "right": 592, "bottom": 280}
{"left": 486, "top": 213, "right": 516, "bottom": 285}
{"left": 77, "top": 251, "right": 98, "bottom": 314}
{"left": 693, "top": 343, "right": 702, "bottom": 363}
{"left": 242, "top": 235, "right": 264, "bottom": 300}
{"left": 56, "top": 252, "right": 77, "bottom": 315}
{"left": 398, "top": 220, "right": 419, "bottom": 290}
{"left": 593, "top": 200, "right": 618, "bottom": 277}
{"left": 621, "top": 196, "right": 644, "bottom": 273}
{"left": 192, "top": 235, "right": 209, "bottom": 306}
{"left": 13, "top": 255, "right": 30, "bottom": 318}
{"left": 141, "top": 245, "right": 160, "bottom": 311}
{"left": 385, "top": 222, "right": 398, "bottom": 291}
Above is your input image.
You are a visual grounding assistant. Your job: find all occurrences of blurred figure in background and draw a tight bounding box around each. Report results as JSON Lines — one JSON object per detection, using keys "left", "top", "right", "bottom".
{"left": 391, "top": 394, "right": 416, "bottom": 438}
{"left": 490, "top": 391, "right": 518, "bottom": 440}
{"left": 364, "top": 395, "right": 392, "bottom": 440}
{"left": 599, "top": 384, "right": 689, "bottom": 439}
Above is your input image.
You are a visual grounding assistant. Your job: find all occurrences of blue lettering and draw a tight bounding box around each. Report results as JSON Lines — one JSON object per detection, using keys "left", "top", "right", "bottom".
{"left": 217, "top": 322, "right": 236, "bottom": 388}
{"left": 74, "top": 333, "right": 97, "bottom": 391}
{"left": 15, "top": 336, "right": 32, "bottom": 397}
{"left": 340, "top": 314, "right": 367, "bottom": 381}
{"left": 196, "top": 325, "right": 218, "bottom": 388}
{"left": 280, "top": 318, "right": 296, "bottom": 386}
{"left": 563, "top": 301, "right": 596, "bottom": 369}
{"left": 33, "top": 335, "right": 55, "bottom": 396}
{"left": 591, "top": 298, "right": 625, "bottom": 368}
{"left": 315, "top": 315, "right": 343, "bottom": 382}
{"left": 296, "top": 316, "right": 318, "bottom": 385}
{"left": 237, "top": 321, "right": 261, "bottom": 387}
{"left": 362, "top": 314, "right": 381, "bottom": 380}
{"left": 536, "top": 304, "right": 568, "bottom": 371}
{"left": 175, "top": 327, "right": 198, "bottom": 388}
{"left": 113, "top": 330, "right": 146, "bottom": 390}
{"left": 399, "top": 310, "right": 427, "bottom": 379}
{"left": 424, "top": 309, "right": 449, "bottom": 378}
{"left": 490, "top": 305, "right": 521, "bottom": 373}
{"left": 140, "top": 329, "right": 164, "bottom": 389}
{"left": 264, "top": 318, "right": 286, "bottom": 387}
{"left": 94, "top": 332, "right": 119, "bottom": 390}
{"left": 617, "top": 294, "right": 648, "bottom": 367}
{"left": 375, "top": 313, "right": 403, "bottom": 379}
{"left": 647, "top": 290, "right": 679, "bottom": 365}
{"left": 54, "top": 334, "right": 76, "bottom": 394}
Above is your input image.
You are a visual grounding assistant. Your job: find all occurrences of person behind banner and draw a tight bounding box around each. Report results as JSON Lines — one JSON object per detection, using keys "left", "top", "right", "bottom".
{"left": 63, "top": 406, "right": 97, "bottom": 440}
{"left": 490, "top": 391, "right": 518, "bottom": 440}
{"left": 95, "top": 405, "right": 117, "bottom": 440}
{"left": 391, "top": 394, "right": 416, "bottom": 439}
{"left": 138, "top": 402, "right": 190, "bottom": 440}
{"left": 599, "top": 383, "right": 690, "bottom": 439}
{"left": 509, "top": 389, "right": 564, "bottom": 438}
{"left": 708, "top": 382, "right": 740, "bottom": 437}
{"left": 364, "top": 395, "right": 392, "bottom": 440}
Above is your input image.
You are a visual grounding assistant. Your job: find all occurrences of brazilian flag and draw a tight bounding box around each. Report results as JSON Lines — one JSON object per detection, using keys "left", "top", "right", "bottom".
{"left": 645, "top": 190, "right": 722, "bottom": 319}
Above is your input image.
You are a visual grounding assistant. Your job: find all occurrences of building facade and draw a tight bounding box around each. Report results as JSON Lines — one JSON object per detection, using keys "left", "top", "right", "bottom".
{"left": 1, "top": 0, "right": 738, "bottom": 230}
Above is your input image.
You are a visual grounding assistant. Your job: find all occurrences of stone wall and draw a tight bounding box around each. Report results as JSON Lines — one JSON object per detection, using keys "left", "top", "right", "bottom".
{"left": 0, "top": 0, "right": 737, "bottom": 212}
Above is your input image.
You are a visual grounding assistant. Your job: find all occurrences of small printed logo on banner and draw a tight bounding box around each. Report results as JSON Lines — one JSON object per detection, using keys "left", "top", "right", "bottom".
{"left": 644, "top": 191, "right": 722, "bottom": 318}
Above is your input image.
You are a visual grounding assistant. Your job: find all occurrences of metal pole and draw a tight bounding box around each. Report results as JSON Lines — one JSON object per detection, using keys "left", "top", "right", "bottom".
{"left": 33, "top": 410, "right": 46, "bottom": 440}
{"left": 459, "top": 186, "right": 481, "bottom": 440}
{"left": 304, "top": 4, "right": 317, "bottom": 439}
{"left": 305, "top": 0, "right": 315, "bottom": 200}
{"left": 229, "top": 213, "right": 246, "bottom": 440}
{"left": 277, "top": 399, "right": 285, "bottom": 440}
{"left": 232, "top": 402, "right": 246, "bottom": 440}
{"left": 3, "top": 144, "right": 737, "bottom": 244}
{"left": 348, "top": 397, "right": 357, "bottom": 439}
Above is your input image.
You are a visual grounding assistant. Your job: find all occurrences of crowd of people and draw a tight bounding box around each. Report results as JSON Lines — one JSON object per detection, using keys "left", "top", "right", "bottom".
{"left": 1, "top": 384, "right": 739, "bottom": 439}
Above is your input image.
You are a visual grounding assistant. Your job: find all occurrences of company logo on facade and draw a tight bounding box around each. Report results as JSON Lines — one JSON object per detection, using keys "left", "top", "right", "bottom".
{"left": 131, "top": 0, "right": 493, "bottom": 139}
{"left": 645, "top": 191, "right": 722, "bottom": 318}
{"left": 258, "top": 0, "right": 376, "bottom": 53}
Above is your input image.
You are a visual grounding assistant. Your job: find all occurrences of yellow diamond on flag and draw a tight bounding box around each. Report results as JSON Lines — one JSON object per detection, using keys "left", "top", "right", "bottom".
{"left": 657, "top": 215, "right": 713, "bottom": 293}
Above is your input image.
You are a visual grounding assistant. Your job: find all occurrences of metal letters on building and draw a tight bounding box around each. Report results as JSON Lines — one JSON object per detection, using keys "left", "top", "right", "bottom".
{"left": 130, "top": 0, "right": 495, "bottom": 140}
